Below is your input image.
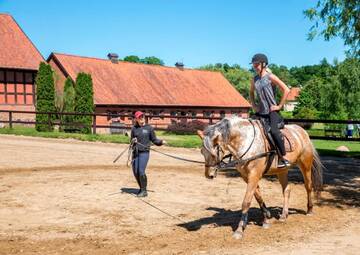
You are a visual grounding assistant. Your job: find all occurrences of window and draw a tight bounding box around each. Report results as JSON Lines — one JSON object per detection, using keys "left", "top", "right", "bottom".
{"left": 220, "top": 111, "right": 226, "bottom": 118}
{"left": 25, "top": 72, "right": 33, "bottom": 83}
{"left": 5, "top": 71, "right": 15, "bottom": 83}
{"left": 0, "top": 71, "right": 4, "bottom": 82}
{"left": 170, "top": 111, "right": 177, "bottom": 117}
{"left": 15, "top": 72, "right": 24, "bottom": 83}
{"left": 203, "top": 111, "right": 211, "bottom": 117}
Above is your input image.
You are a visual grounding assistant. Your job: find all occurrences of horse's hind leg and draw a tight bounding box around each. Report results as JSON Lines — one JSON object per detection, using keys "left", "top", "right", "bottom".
{"left": 298, "top": 157, "right": 314, "bottom": 215}
{"left": 254, "top": 186, "right": 271, "bottom": 227}
{"left": 277, "top": 172, "right": 291, "bottom": 221}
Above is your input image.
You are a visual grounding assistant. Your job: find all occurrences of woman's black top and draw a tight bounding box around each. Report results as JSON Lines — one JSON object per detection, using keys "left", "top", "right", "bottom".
{"left": 130, "top": 124, "right": 163, "bottom": 152}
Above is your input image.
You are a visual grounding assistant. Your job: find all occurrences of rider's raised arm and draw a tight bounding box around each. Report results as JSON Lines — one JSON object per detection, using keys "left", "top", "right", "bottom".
{"left": 269, "top": 74, "right": 290, "bottom": 110}
{"left": 250, "top": 78, "right": 258, "bottom": 112}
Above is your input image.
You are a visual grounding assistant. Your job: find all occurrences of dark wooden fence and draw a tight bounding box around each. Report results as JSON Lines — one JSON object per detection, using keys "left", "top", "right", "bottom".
{"left": 0, "top": 110, "right": 359, "bottom": 141}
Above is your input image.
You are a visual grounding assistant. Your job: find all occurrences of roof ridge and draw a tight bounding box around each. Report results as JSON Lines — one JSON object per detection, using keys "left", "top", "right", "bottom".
{"left": 51, "top": 52, "right": 221, "bottom": 74}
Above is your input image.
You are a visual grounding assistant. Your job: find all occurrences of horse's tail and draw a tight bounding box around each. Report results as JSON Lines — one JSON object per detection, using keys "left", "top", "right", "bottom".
{"left": 310, "top": 142, "right": 324, "bottom": 198}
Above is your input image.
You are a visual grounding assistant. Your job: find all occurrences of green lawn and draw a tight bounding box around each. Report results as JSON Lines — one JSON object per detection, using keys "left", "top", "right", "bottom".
{"left": 1, "top": 126, "right": 359, "bottom": 157}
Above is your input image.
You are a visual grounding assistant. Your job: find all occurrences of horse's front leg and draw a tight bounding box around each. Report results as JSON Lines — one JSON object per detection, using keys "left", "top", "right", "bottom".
{"left": 254, "top": 186, "right": 271, "bottom": 228}
{"left": 233, "top": 173, "right": 260, "bottom": 239}
{"left": 277, "top": 172, "right": 291, "bottom": 221}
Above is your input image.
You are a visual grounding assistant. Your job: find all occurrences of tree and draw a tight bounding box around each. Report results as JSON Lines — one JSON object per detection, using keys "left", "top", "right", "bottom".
{"left": 140, "top": 56, "right": 164, "bottom": 66}
{"left": 35, "top": 62, "right": 56, "bottom": 132}
{"left": 123, "top": 55, "right": 141, "bottom": 63}
{"left": 336, "top": 58, "right": 360, "bottom": 118}
{"left": 63, "top": 77, "right": 76, "bottom": 131}
{"left": 74, "top": 73, "right": 94, "bottom": 134}
{"left": 304, "top": 0, "right": 360, "bottom": 57}
{"left": 198, "top": 63, "right": 252, "bottom": 100}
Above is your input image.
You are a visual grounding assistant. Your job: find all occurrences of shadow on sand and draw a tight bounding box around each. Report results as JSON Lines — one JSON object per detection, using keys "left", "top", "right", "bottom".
{"left": 178, "top": 206, "right": 306, "bottom": 231}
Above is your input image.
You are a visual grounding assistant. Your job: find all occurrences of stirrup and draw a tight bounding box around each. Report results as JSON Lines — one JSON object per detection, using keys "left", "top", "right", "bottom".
{"left": 278, "top": 159, "right": 290, "bottom": 168}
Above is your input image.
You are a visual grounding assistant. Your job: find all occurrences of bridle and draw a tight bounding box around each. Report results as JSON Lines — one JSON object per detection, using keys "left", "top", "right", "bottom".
{"left": 204, "top": 119, "right": 257, "bottom": 169}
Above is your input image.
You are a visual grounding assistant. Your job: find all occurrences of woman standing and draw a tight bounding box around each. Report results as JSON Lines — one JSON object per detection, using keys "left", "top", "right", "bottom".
{"left": 249, "top": 53, "right": 291, "bottom": 168}
{"left": 131, "top": 111, "right": 165, "bottom": 197}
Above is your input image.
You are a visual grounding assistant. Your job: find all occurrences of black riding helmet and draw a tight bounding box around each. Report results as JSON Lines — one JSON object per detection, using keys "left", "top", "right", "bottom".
{"left": 251, "top": 53, "right": 268, "bottom": 65}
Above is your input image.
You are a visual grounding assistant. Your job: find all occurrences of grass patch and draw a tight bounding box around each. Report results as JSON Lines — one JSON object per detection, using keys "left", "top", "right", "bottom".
{"left": 312, "top": 139, "right": 360, "bottom": 158}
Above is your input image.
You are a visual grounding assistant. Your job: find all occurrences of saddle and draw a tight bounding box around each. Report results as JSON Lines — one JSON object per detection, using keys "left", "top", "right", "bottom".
{"left": 256, "top": 117, "right": 295, "bottom": 153}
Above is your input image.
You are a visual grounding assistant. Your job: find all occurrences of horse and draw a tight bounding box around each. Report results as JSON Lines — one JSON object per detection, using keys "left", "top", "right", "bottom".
{"left": 197, "top": 116, "right": 323, "bottom": 239}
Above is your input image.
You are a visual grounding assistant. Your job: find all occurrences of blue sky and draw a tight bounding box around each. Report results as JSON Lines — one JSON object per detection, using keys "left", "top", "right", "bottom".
{"left": 1, "top": 0, "right": 347, "bottom": 68}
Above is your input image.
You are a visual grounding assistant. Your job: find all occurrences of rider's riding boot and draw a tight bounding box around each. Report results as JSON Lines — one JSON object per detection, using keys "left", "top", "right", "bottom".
{"left": 137, "top": 175, "right": 148, "bottom": 197}
{"left": 278, "top": 157, "right": 291, "bottom": 168}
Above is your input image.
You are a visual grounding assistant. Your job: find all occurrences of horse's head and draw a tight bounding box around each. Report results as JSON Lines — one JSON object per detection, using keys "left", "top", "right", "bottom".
{"left": 197, "top": 119, "right": 231, "bottom": 179}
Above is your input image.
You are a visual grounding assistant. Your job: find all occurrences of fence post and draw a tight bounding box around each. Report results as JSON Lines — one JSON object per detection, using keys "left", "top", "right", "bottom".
{"left": 48, "top": 113, "right": 51, "bottom": 130}
{"left": 92, "top": 114, "right": 97, "bottom": 134}
{"left": 9, "top": 111, "right": 13, "bottom": 129}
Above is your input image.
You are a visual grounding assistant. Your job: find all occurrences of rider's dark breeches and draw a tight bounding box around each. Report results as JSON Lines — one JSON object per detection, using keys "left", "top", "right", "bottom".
{"left": 269, "top": 112, "right": 286, "bottom": 156}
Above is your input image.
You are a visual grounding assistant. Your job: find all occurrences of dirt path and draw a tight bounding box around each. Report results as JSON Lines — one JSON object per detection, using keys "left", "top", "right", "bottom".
{"left": 0, "top": 135, "right": 359, "bottom": 254}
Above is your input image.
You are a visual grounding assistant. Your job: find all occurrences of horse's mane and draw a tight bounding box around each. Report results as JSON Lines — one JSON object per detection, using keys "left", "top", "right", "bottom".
{"left": 203, "top": 118, "right": 232, "bottom": 150}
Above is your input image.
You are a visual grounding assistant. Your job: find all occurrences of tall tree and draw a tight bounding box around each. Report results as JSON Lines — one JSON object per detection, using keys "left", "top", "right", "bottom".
{"left": 304, "top": 0, "right": 360, "bottom": 57}
{"left": 63, "top": 77, "right": 76, "bottom": 131}
{"left": 336, "top": 58, "right": 360, "bottom": 118}
{"left": 35, "top": 62, "right": 56, "bottom": 132}
{"left": 74, "top": 73, "right": 94, "bottom": 134}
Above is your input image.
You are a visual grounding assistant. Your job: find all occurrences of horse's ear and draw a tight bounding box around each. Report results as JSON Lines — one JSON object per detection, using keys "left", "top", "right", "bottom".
{"left": 197, "top": 130, "right": 204, "bottom": 140}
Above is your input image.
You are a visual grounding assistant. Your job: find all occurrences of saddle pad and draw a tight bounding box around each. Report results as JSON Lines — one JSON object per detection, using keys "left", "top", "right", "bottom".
{"left": 281, "top": 128, "right": 296, "bottom": 152}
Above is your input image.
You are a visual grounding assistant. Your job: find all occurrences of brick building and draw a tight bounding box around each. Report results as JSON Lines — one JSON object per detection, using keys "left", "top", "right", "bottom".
{"left": 48, "top": 52, "right": 251, "bottom": 132}
{"left": 0, "top": 14, "right": 44, "bottom": 122}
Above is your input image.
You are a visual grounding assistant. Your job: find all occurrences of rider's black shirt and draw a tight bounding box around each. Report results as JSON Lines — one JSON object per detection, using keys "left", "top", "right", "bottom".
{"left": 130, "top": 124, "right": 163, "bottom": 152}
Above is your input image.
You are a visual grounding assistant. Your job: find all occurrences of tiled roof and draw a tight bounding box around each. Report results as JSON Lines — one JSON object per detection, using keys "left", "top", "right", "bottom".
{"left": 49, "top": 53, "right": 251, "bottom": 108}
{"left": 287, "top": 87, "right": 301, "bottom": 101}
{"left": 0, "top": 14, "right": 44, "bottom": 70}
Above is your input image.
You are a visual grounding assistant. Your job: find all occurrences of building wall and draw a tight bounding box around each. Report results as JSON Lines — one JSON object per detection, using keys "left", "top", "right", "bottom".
{"left": 94, "top": 105, "right": 249, "bottom": 134}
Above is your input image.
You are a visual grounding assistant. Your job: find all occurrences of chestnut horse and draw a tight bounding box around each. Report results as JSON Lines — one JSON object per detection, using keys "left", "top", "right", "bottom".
{"left": 197, "top": 116, "right": 323, "bottom": 239}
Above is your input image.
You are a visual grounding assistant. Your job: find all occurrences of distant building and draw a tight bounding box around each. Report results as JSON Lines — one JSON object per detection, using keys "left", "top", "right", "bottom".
{"left": 284, "top": 87, "right": 301, "bottom": 112}
{"left": 48, "top": 52, "right": 251, "bottom": 132}
{"left": 0, "top": 14, "right": 44, "bottom": 121}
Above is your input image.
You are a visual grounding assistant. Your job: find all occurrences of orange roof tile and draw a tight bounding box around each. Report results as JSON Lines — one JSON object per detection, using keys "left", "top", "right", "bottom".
{"left": 287, "top": 87, "right": 301, "bottom": 101}
{"left": 0, "top": 14, "right": 44, "bottom": 70}
{"left": 49, "top": 53, "right": 251, "bottom": 108}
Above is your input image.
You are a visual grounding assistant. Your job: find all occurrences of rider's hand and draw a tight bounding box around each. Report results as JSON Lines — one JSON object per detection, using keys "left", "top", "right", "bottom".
{"left": 270, "top": 105, "right": 281, "bottom": 112}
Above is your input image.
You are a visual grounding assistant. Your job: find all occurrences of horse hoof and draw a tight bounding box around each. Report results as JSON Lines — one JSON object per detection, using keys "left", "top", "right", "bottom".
{"left": 307, "top": 212, "right": 314, "bottom": 216}
{"left": 233, "top": 231, "right": 243, "bottom": 240}
{"left": 279, "top": 216, "right": 287, "bottom": 222}
{"left": 262, "top": 223, "right": 271, "bottom": 229}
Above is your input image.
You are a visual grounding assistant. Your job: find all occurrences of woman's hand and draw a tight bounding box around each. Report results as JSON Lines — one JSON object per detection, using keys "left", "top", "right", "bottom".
{"left": 270, "top": 105, "right": 281, "bottom": 112}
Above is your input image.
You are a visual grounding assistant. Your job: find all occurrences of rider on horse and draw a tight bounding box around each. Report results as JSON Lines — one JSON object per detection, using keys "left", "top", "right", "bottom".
{"left": 250, "top": 53, "right": 291, "bottom": 168}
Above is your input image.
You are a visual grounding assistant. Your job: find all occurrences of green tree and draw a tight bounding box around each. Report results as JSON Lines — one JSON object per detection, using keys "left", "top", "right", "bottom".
{"left": 123, "top": 55, "right": 141, "bottom": 63}
{"left": 63, "top": 77, "right": 76, "bottom": 131}
{"left": 141, "top": 56, "right": 164, "bottom": 65}
{"left": 304, "top": 0, "right": 360, "bottom": 57}
{"left": 336, "top": 58, "right": 360, "bottom": 118}
{"left": 268, "top": 64, "right": 299, "bottom": 87}
{"left": 74, "top": 73, "right": 94, "bottom": 134}
{"left": 35, "top": 62, "right": 56, "bottom": 132}
{"left": 198, "top": 63, "right": 252, "bottom": 100}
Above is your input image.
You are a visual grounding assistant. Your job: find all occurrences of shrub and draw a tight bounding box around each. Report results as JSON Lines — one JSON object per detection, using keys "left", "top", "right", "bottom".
{"left": 35, "top": 62, "right": 56, "bottom": 132}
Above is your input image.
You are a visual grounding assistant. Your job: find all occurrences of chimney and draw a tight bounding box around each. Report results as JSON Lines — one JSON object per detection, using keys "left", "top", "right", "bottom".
{"left": 107, "top": 53, "right": 119, "bottom": 64}
{"left": 175, "top": 62, "right": 184, "bottom": 69}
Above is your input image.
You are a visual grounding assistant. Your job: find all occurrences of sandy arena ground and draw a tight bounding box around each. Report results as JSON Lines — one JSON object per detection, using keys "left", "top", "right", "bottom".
{"left": 0, "top": 134, "right": 359, "bottom": 255}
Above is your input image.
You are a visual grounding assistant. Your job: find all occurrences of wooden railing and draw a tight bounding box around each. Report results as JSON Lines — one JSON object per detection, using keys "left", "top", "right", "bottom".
{"left": 0, "top": 110, "right": 359, "bottom": 141}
